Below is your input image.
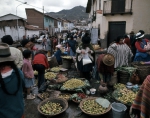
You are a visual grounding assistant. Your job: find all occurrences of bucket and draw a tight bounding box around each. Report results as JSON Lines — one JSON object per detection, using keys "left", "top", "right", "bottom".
{"left": 111, "top": 102, "right": 127, "bottom": 118}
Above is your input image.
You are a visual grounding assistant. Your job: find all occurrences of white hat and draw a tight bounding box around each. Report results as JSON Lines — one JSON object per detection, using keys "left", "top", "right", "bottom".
{"left": 136, "top": 32, "right": 144, "bottom": 39}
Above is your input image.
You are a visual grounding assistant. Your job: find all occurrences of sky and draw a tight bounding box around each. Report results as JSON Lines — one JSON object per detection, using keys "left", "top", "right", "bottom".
{"left": 0, "top": 0, "right": 88, "bottom": 19}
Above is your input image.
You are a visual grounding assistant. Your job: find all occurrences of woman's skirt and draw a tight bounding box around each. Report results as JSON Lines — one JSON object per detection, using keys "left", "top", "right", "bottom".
{"left": 77, "top": 59, "right": 93, "bottom": 72}
{"left": 24, "top": 78, "right": 35, "bottom": 88}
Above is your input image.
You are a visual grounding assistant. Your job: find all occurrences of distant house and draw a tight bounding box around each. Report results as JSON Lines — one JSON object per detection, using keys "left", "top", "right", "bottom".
{"left": 26, "top": 8, "right": 61, "bottom": 35}
{"left": 0, "top": 13, "right": 26, "bottom": 41}
{"left": 86, "top": 0, "right": 150, "bottom": 47}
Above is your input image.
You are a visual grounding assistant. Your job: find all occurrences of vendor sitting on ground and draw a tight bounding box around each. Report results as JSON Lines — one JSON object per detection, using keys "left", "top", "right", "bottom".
{"left": 130, "top": 75, "right": 150, "bottom": 118}
{"left": 54, "top": 45, "right": 62, "bottom": 65}
{"left": 96, "top": 53, "right": 115, "bottom": 84}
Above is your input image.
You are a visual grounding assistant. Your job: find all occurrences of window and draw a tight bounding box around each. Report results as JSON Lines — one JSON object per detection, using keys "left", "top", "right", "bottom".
{"left": 98, "top": 24, "right": 100, "bottom": 38}
{"left": 111, "top": 0, "right": 125, "bottom": 13}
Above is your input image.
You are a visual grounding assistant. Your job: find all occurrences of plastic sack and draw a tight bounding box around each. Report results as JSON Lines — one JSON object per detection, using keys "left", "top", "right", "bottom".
{"left": 82, "top": 53, "right": 92, "bottom": 65}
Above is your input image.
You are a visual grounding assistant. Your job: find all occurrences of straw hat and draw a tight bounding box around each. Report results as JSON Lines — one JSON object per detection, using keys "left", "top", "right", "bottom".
{"left": 0, "top": 43, "right": 15, "bottom": 62}
{"left": 102, "top": 54, "right": 115, "bottom": 66}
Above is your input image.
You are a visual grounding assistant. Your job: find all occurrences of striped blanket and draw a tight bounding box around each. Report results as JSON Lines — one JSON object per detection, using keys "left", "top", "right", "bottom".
{"left": 132, "top": 75, "right": 150, "bottom": 118}
{"left": 107, "top": 43, "right": 133, "bottom": 68}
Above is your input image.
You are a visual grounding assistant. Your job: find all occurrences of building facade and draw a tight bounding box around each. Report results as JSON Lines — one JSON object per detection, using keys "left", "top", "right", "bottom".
{"left": 86, "top": 0, "right": 150, "bottom": 47}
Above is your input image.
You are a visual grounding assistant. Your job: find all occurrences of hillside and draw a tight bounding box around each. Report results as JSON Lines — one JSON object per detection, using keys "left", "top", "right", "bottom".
{"left": 46, "top": 6, "right": 88, "bottom": 21}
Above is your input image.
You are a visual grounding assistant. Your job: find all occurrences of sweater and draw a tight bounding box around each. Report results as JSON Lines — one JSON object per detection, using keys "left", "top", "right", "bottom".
{"left": 22, "top": 59, "right": 34, "bottom": 79}
{"left": 33, "top": 54, "right": 49, "bottom": 69}
{"left": 0, "top": 69, "right": 24, "bottom": 118}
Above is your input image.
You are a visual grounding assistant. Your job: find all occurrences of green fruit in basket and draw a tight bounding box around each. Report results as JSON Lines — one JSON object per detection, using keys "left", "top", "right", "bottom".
{"left": 34, "top": 70, "right": 38, "bottom": 75}
{"left": 45, "top": 72, "right": 56, "bottom": 80}
{"left": 51, "top": 67, "right": 60, "bottom": 72}
{"left": 62, "top": 78, "right": 85, "bottom": 90}
{"left": 82, "top": 100, "right": 107, "bottom": 114}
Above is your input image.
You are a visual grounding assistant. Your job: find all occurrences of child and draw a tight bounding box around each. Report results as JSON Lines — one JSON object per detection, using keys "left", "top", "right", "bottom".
{"left": 22, "top": 49, "right": 35, "bottom": 99}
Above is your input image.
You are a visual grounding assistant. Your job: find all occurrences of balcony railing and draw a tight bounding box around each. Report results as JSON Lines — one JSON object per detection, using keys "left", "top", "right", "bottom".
{"left": 103, "top": 0, "right": 133, "bottom": 15}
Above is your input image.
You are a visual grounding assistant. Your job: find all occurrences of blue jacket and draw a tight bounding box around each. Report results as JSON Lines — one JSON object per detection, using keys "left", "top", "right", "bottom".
{"left": 0, "top": 69, "right": 24, "bottom": 118}
{"left": 54, "top": 49, "right": 62, "bottom": 62}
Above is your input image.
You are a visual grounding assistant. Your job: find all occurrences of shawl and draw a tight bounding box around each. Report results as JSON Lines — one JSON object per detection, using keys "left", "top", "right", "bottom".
{"left": 132, "top": 75, "right": 150, "bottom": 118}
{"left": 96, "top": 54, "right": 114, "bottom": 75}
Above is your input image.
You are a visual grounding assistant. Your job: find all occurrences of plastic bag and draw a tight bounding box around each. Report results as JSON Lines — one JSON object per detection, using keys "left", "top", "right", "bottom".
{"left": 82, "top": 53, "right": 92, "bottom": 65}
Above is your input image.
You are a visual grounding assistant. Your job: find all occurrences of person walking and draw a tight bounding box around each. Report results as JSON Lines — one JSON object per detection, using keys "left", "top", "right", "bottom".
{"left": 0, "top": 43, "right": 24, "bottom": 118}
{"left": 32, "top": 50, "right": 49, "bottom": 89}
{"left": 22, "top": 50, "right": 35, "bottom": 99}
{"left": 45, "top": 36, "right": 51, "bottom": 57}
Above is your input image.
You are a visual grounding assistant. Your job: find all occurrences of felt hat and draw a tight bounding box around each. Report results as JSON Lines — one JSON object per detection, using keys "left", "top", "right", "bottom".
{"left": 102, "top": 53, "right": 115, "bottom": 66}
{"left": 0, "top": 43, "right": 15, "bottom": 62}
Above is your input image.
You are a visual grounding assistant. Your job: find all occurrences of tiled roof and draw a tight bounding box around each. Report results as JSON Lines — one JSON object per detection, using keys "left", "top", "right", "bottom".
{"left": 25, "top": 25, "right": 43, "bottom": 30}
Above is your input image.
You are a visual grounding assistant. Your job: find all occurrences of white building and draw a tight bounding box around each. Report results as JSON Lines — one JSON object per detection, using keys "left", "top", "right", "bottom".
{"left": 86, "top": 0, "right": 150, "bottom": 47}
{"left": 0, "top": 14, "right": 26, "bottom": 41}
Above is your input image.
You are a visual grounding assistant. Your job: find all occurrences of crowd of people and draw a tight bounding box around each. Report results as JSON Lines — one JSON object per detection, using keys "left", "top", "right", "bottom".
{"left": 0, "top": 28, "right": 150, "bottom": 118}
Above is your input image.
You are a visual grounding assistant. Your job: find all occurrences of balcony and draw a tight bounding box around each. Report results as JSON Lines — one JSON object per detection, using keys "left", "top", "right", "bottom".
{"left": 103, "top": 0, "right": 133, "bottom": 15}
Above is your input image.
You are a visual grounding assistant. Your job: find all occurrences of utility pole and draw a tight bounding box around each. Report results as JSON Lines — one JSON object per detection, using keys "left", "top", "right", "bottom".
{"left": 43, "top": 6, "right": 44, "bottom": 30}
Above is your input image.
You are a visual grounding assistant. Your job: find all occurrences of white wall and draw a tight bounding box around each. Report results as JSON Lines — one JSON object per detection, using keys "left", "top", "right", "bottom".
{"left": 57, "top": 21, "right": 62, "bottom": 32}
{"left": 26, "top": 30, "right": 39, "bottom": 39}
{"left": 0, "top": 26, "right": 25, "bottom": 41}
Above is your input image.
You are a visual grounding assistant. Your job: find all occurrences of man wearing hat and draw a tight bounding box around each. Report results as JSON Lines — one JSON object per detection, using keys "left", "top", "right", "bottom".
{"left": 0, "top": 43, "right": 24, "bottom": 118}
{"left": 1, "top": 35, "right": 23, "bottom": 69}
{"left": 134, "top": 30, "right": 150, "bottom": 61}
{"left": 96, "top": 53, "right": 115, "bottom": 83}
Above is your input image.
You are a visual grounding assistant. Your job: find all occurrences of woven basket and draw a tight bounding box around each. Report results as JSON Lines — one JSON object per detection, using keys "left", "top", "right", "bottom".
{"left": 79, "top": 97, "right": 111, "bottom": 116}
{"left": 118, "top": 70, "right": 130, "bottom": 84}
{"left": 131, "top": 62, "right": 150, "bottom": 83}
{"left": 37, "top": 98, "right": 68, "bottom": 117}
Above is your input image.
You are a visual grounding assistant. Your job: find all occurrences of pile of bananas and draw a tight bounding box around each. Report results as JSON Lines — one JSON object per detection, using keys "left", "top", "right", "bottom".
{"left": 34, "top": 70, "right": 38, "bottom": 75}
{"left": 58, "top": 94, "right": 71, "bottom": 100}
{"left": 41, "top": 92, "right": 50, "bottom": 99}
{"left": 51, "top": 67, "right": 60, "bottom": 72}
{"left": 116, "top": 88, "right": 137, "bottom": 105}
{"left": 114, "top": 83, "right": 126, "bottom": 89}
{"left": 45, "top": 72, "right": 57, "bottom": 80}
{"left": 82, "top": 99, "right": 107, "bottom": 114}
{"left": 62, "top": 56, "right": 72, "bottom": 59}
{"left": 40, "top": 101, "right": 63, "bottom": 115}
{"left": 62, "top": 78, "right": 85, "bottom": 90}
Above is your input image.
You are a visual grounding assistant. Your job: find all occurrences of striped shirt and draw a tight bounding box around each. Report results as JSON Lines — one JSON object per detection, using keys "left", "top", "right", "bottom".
{"left": 107, "top": 43, "right": 133, "bottom": 68}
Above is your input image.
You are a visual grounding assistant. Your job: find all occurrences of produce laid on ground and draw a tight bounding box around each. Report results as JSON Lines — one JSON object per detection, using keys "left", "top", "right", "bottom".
{"left": 81, "top": 99, "right": 107, "bottom": 114}
{"left": 114, "top": 83, "right": 126, "bottom": 89}
{"left": 61, "top": 78, "right": 85, "bottom": 90}
{"left": 71, "top": 93, "right": 88, "bottom": 103}
{"left": 40, "top": 101, "right": 63, "bottom": 115}
{"left": 39, "top": 92, "right": 50, "bottom": 100}
{"left": 61, "top": 56, "right": 72, "bottom": 59}
{"left": 56, "top": 74, "right": 68, "bottom": 83}
{"left": 51, "top": 67, "right": 60, "bottom": 72}
{"left": 34, "top": 70, "right": 38, "bottom": 75}
{"left": 112, "top": 88, "right": 137, "bottom": 106}
{"left": 58, "top": 93, "right": 71, "bottom": 101}
{"left": 45, "top": 72, "right": 57, "bottom": 80}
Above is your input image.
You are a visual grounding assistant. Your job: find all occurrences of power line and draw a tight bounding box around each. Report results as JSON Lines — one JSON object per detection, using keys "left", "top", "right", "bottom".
{"left": 15, "top": 0, "right": 49, "bottom": 13}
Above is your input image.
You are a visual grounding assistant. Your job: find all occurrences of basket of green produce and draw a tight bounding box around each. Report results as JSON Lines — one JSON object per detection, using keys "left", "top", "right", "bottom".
{"left": 45, "top": 72, "right": 57, "bottom": 80}
{"left": 60, "top": 78, "right": 90, "bottom": 92}
{"left": 79, "top": 97, "right": 111, "bottom": 116}
{"left": 112, "top": 88, "right": 137, "bottom": 106}
{"left": 50, "top": 67, "right": 61, "bottom": 73}
{"left": 37, "top": 98, "right": 68, "bottom": 117}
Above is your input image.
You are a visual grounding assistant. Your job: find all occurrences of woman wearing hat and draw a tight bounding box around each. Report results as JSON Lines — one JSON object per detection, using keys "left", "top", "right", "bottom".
{"left": 54, "top": 45, "right": 62, "bottom": 65}
{"left": 0, "top": 43, "right": 24, "bottom": 118}
{"left": 108, "top": 36, "right": 133, "bottom": 68}
{"left": 76, "top": 32, "right": 95, "bottom": 81}
{"left": 96, "top": 53, "right": 115, "bottom": 83}
{"left": 134, "top": 30, "right": 150, "bottom": 61}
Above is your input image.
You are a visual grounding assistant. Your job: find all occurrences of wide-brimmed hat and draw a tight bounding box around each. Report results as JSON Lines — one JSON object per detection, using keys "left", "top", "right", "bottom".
{"left": 0, "top": 43, "right": 15, "bottom": 62}
{"left": 136, "top": 32, "right": 144, "bottom": 39}
{"left": 102, "top": 53, "right": 115, "bottom": 66}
